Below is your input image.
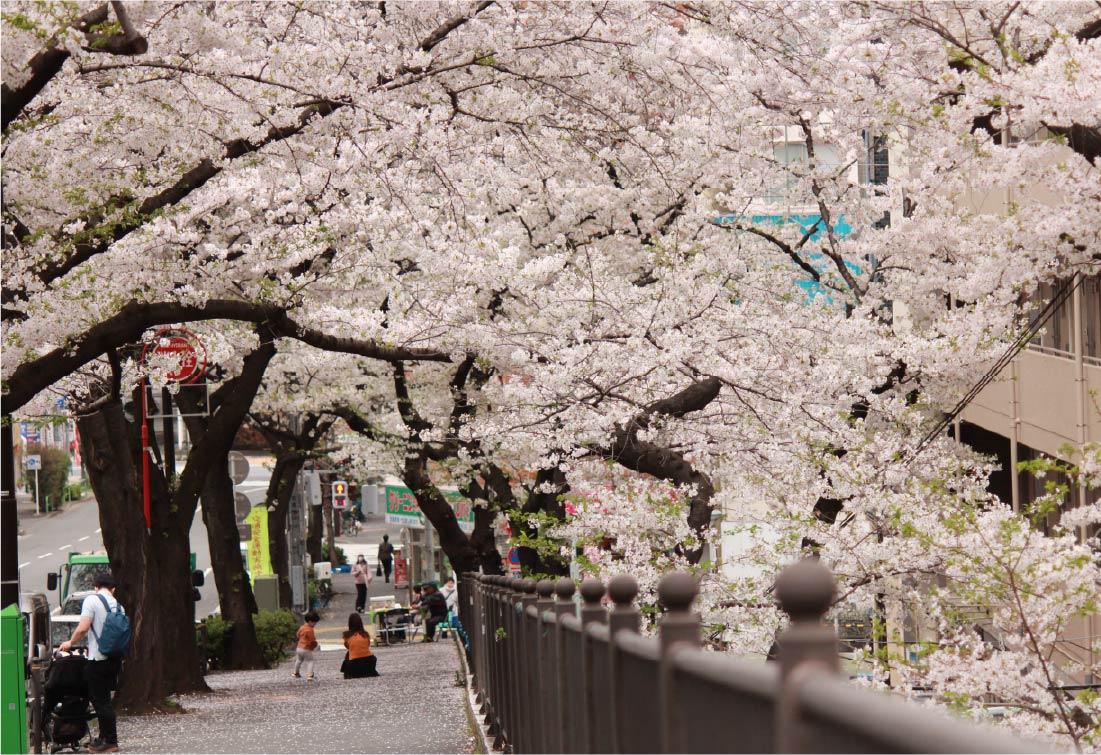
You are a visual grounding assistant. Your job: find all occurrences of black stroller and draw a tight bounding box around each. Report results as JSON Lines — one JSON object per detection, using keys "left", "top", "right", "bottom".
{"left": 41, "top": 652, "right": 95, "bottom": 753}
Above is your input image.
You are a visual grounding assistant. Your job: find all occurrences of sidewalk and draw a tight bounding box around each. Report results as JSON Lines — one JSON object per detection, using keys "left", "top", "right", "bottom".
{"left": 119, "top": 570, "right": 476, "bottom": 753}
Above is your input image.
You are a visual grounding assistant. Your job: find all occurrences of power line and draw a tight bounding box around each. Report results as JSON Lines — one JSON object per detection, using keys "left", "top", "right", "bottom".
{"left": 909, "top": 275, "right": 1083, "bottom": 459}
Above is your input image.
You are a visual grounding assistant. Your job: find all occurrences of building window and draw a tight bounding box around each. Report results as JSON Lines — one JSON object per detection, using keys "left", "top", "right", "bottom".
{"left": 1030, "top": 275, "right": 1101, "bottom": 363}
{"left": 763, "top": 141, "right": 840, "bottom": 207}
{"left": 1082, "top": 274, "right": 1100, "bottom": 361}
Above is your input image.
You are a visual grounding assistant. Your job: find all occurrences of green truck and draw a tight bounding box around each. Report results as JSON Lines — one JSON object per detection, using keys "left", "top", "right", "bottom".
{"left": 48, "top": 551, "right": 205, "bottom": 609}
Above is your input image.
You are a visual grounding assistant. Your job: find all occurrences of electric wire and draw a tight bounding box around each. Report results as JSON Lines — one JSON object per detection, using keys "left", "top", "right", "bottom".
{"left": 909, "top": 275, "right": 1083, "bottom": 460}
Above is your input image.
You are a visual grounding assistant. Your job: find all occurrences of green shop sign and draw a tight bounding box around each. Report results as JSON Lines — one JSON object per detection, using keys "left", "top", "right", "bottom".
{"left": 384, "top": 485, "right": 475, "bottom": 533}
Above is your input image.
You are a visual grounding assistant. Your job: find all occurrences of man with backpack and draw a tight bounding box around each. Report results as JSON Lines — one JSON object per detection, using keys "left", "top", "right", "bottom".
{"left": 59, "top": 572, "right": 128, "bottom": 753}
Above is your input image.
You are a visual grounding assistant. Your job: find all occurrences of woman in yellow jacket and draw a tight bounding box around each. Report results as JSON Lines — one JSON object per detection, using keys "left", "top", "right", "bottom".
{"left": 342, "top": 613, "right": 379, "bottom": 678}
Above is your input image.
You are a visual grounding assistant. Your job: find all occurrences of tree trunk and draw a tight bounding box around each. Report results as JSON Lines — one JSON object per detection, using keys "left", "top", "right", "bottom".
{"left": 307, "top": 499, "right": 323, "bottom": 564}
{"left": 264, "top": 455, "right": 303, "bottom": 609}
{"left": 77, "top": 401, "right": 208, "bottom": 710}
{"left": 198, "top": 466, "right": 265, "bottom": 668}
{"left": 324, "top": 493, "right": 337, "bottom": 567}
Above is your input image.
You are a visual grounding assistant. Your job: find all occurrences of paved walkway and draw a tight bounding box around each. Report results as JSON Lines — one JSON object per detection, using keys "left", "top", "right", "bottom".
{"left": 120, "top": 570, "right": 475, "bottom": 753}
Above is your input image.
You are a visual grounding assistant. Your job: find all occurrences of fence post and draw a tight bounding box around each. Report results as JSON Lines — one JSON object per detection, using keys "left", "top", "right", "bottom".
{"left": 497, "top": 576, "right": 513, "bottom": 752}
{"left": 774, "top": 559, "right": 839, "bottom": 754}
{"left": 579, "top": 578, "right": 606, "bottom": 753}
{"left": 536, "top": 580, "right": 556, "bottom": 752}
{"left": 579, "top": 578, "right": 607, "bottom": 627}
{"left": 607, "top": 574, "right": 639, "bottom": 753}
{"left": 555, "top": 578, "right": 577, "bottom": 753}
{"left": 520, "top": 579, "right": 538, "bottom": 754}
{"left": 608, "top": 574, "right": 641, "bottom": 636}
{"left": 657, "top": 573, "right": 701, "bottom": 754}
{"left": 505, "top": 576, "right": 522, "bottom": 753}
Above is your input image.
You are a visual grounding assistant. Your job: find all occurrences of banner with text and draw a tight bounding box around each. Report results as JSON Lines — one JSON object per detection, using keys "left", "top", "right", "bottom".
{"left": 384, "top": 486, "right": 475, "bottom": 533}
{"left": 244, "top": 506, "right": 272, "bottom": 578}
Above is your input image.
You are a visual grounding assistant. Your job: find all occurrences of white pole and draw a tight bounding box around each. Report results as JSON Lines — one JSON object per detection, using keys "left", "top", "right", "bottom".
{"left": 34, "top": 468, "right": 40, "bottom": 515}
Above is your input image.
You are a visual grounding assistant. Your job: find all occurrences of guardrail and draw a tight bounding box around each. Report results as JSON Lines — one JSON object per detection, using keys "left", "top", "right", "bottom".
{"left": 458, "top": 560, "right": 1041, "bottom": 754}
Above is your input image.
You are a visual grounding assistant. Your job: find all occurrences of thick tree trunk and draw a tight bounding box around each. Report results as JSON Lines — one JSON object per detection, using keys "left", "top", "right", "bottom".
{"left": 511, "top": 466, "right": 570, "bottom": 577}
{"left": 470, "top": 504, "right": 504, "bottom": 575}
{"left": 77, "top": 401, "right": 208, "bottom": 710}
{"left": 402, "top": 454, "right": 486, "bottom": 574}
{"left": 198, "top": 467, "right": 265, "bottom": 668}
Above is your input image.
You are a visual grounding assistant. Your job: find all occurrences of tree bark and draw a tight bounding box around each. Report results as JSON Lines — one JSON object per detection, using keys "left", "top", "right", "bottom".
{"left": 196, "top": 466, "right": 264, "bottom": 668}
{"left": 3, "top": 300, "right": 450, "bottom": 410}
{"left": 307, "top": 498, "right": 323, "bottom": 564}
{"left": 76, "top": 400, "right": 208, "bottom": 710}
{"left": 323, "top": 491, "right": 337, "bottom": 567}
{"left": 175, "top": 337, "right": 276, "bottom": 668}
{"left": 264, "top": 455, "right": 302, "bottom": 609}
{"left": 597, "top": 377, "right": 722, "bottom": 563}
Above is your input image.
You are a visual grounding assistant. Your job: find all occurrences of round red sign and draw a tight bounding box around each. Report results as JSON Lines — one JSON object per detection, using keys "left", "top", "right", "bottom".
{"left": 145, "top": 328, "right": 207, "bottom": 383}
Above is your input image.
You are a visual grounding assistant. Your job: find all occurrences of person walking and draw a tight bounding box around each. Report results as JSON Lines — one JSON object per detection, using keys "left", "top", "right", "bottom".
{"left": 58, "top": 573, "right": 123, "bottom": 753}
{"left": 377, "top": 534, "right": 394, "bottom": 583}
{"left": 293, "top": 611, "right": 320, "bottom": 681}
{"left": 341, "top": 613, "right": 379, "bottom": 678}
{"left": 351, "top": 554, "right": 372, "bottom": 613}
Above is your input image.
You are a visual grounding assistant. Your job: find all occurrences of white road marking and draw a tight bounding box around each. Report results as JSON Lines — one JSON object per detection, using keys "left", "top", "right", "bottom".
{"left": 95, "top": 528, "right": 101, "bottom": 533}
{"left": 59, "top": 543, "right": 72, "bottom": 550}
{"left": 204, "top": 568, "right": 212, "bottom": 577}
{"left": 78, "top": 536, "right": 90, "bottom": 542}
{"left": 38, "top": 552, "right": 53, "bottom": 559}
{"left": 19, "top": 562, "right": 30, "bottom": 569}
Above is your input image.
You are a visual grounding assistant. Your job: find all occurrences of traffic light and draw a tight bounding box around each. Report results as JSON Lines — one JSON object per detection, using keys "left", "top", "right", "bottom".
{"left": 331, "top": 480, "right": 349, "bottom": 509}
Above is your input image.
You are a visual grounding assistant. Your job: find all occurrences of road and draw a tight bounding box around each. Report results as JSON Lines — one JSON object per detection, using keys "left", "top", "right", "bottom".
{"left": 16, "top": 455, "right": 275, "bottom": 619}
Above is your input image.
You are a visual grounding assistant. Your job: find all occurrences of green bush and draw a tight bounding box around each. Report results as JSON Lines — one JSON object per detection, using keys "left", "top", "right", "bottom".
{"left": 200, "top": 615, "right": 233, "bottom": 670}
{"left": 26, "top": 443, "right": 71, "bottom": 511}
{"left": 253, "top": 609, "right": 299, "bottom": 666}
{"left": 65, "top": 482, "right": 84, "bottom": 502}
{"left": 320, "top": 542, "right": 347, "bottom": 565}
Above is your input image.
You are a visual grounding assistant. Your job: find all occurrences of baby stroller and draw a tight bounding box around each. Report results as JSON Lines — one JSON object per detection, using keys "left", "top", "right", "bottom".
{"left": 41, "top": 651, "right": 94, "bottom": 753}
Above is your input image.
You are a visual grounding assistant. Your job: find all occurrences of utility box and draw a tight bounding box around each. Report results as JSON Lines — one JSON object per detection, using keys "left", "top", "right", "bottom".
{"left": 313, "top": 562, "right": 332, "bottom": 580}
{"left": 1, "top": 605, "right": 29, "bottom": 755}
{"left": 253, "top": 575, "right": 280, "bottom": 614}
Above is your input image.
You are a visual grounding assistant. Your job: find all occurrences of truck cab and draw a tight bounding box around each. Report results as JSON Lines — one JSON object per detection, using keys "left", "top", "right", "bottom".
{"left": 48, "top": 552, "right": 205, "bottom": 606}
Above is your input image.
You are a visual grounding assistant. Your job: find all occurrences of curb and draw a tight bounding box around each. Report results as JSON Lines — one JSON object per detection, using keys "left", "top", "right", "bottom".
{"left": 456, "top": 634, "right": 493, "bottom": 754}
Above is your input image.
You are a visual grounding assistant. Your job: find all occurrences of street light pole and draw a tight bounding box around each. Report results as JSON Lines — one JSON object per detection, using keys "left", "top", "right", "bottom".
{"left": 1, "top": 419, "right": 20, "bottom": 608}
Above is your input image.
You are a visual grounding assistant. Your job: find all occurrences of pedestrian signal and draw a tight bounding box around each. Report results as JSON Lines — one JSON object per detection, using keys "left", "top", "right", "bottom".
{"left": 332, "top": 480, "right": 349, "bottom": 509}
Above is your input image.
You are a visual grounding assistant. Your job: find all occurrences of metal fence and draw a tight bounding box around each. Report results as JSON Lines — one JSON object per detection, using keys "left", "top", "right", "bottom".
{"left": 459, "top": 560, "right": 1040, "bottom": 754}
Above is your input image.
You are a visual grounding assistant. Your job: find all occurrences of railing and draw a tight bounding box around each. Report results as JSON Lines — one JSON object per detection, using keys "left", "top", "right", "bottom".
{"left": 459, "top": 560, "right": 1043, "bottom": 754}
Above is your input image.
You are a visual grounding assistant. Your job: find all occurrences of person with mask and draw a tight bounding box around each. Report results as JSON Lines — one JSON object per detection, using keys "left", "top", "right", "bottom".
{"left": 351, "top": 554, "right": 372, "bottom": 613}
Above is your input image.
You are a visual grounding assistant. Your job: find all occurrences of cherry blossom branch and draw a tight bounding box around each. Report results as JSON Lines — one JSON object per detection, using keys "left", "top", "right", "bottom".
{"left": 3, "top": 299, "right": 450, "bottom": 412}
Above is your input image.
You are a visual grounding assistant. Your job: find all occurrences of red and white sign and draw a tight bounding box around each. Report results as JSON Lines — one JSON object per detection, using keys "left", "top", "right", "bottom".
{"left": 145, "top": 328, "right": 207, "bottom": 383}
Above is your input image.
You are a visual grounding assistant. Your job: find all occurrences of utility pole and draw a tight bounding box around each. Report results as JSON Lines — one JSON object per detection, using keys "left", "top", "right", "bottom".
{"left": 289, "top": 472, "right": 308, "bottom": 615}
{"left": 1, "top": 420, "right": 19, "bottom": 608}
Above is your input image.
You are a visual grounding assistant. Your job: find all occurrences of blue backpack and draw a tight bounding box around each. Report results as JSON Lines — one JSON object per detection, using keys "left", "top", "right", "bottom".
{"left": 90, "top": 594, "right": 130, "bottom": 659}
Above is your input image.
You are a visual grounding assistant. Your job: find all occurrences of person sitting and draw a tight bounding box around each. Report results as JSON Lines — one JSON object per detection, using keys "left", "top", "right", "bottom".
{"left": 342, "top": 613, "right": 379, "bottom": 679}
{"left": 419, "top": 583, "right": 449, "bottom": 642}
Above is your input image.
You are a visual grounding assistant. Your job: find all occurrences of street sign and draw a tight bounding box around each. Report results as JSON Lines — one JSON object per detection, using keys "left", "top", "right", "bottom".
{"left": 228, "top": 451, "right": 249, "bottom": 485}
{"left": 235, "top": 492, "right": 252, "bottom": 522}
{"left": 25, "top": 455, "right": 41, "bottom": 471}
{"left": 20, "top": 423, "right": 41, "bottom": 444}
{"left": 305, "top": 472, "right": 322, "bottom": 507}
{"left": 507, "top": 547, "right": 522, "bottom": 576}
{"left": 149, "top": 328, "right": 207, "bottom": 383}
